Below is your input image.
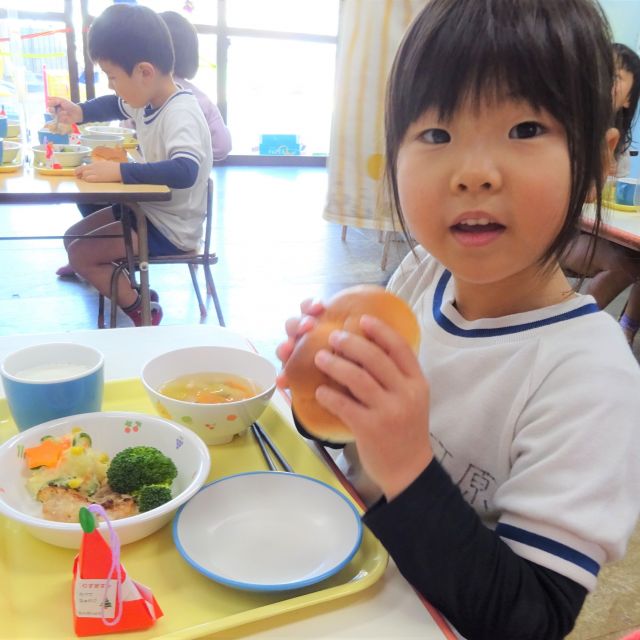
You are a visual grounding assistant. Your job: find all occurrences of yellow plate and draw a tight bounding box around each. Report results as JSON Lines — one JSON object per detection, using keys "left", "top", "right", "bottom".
{"left": 0, "top": 378, "right": 388, "bottom": 639}
{"left": 33, "top": 165, "right": 78, "bottom": 176}
{"left": 603, "top": 199, "right": 639, "bottom": 213}
{"left": 0, "top": 160, "right": 22, "bottom": 173}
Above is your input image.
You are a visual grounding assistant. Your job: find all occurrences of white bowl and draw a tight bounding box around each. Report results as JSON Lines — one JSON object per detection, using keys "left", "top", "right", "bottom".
{"left": 173, "top": 472, "right": 363, "bottom": 591}
{"left": 0, "top": 411, "right": 210, "bottom": 548}
{"left": 32, "top": 143, "right": 91, "bottom": 168}
{"left": 141, "top": 346, "right": 277, "bottom": 445}
{"left": 85, "top": 125, "right": 136, "bottom": 144}
{"left": 2, "top": 140, "right": 20, "bottom": 164}
{"left": 79, "top": 134, "right": 125, "bottom": 149}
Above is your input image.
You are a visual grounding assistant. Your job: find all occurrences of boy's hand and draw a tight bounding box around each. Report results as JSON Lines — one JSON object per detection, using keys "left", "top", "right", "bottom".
{"left": 314, "top": 315, "right": 433, "bottom": 501}
{"left": 275, "top": 298, "right": 325, "bottom": 389}
{"left": 75, "top": 161, "right": 122, "bottom": 183}
{"left": 47, "top": 97, "right": 82, "bottom": 125}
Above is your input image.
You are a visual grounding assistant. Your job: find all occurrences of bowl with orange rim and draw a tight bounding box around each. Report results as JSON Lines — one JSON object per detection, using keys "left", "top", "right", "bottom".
{"left": 141, "top": 347, "right": 277, "bottom": 445}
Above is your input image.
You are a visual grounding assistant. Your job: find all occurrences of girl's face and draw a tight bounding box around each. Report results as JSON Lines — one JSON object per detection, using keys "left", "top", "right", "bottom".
{"left": 614, "top": 65, "right": 633, "bottom": 111}
{"left": 396, "top": 98, "right": 570, "bottom": 297}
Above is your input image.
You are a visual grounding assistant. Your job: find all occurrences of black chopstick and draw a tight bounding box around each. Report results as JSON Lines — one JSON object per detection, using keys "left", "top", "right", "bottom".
{"left": 252, "top": 422, "right": 293, "bottom": 473}
{"left": 251, "top": 424, "right": 277, "bottom": 471}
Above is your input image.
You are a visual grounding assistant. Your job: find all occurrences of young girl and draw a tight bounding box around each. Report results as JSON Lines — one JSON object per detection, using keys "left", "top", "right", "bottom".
{"left": 562, "top": 43, "right": 640, "bottom": 343}
{"left": 278, "top": 1, "right": 640, "bottom": 638}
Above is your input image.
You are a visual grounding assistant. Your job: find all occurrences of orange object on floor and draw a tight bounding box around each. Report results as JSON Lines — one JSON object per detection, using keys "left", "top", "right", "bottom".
{"left": 72, "top": 506, "right": 162, "bottom": 637}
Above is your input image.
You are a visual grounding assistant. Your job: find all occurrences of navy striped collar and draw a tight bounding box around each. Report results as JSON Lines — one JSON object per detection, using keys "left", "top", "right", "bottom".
{"left": 433, "top": 270, "right": 600, "bottom": 338}
{"left": 143, "top": 90, "right": 192, "bottom": 124}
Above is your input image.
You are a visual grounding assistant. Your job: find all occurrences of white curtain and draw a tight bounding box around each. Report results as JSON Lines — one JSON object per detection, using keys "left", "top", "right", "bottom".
{"left": 324, "top": 0, "right": 426, "bottom": 231}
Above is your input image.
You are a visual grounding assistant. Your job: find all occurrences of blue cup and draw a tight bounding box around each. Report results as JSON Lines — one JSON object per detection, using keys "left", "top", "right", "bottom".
{"left": 0, "top": 116, "right": 7, "bottom": 138}
{"left": 0, "top": 343, "right": 104, "bottom": 431}
{"left": 615, "top": 178, "right": 637, "bottom": 207}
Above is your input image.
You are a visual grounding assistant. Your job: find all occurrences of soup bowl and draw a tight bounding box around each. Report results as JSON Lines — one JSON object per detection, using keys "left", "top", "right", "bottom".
{"left": 1, "top": 140, "right": 21, "bottom": 164}
{"left": 85, "top": 125, "right": 136, "bottom": 145}
{"left": 141, "top": 346, "right": 277, "bottom": 445}
{"left": 7, "top": 120, "right": 20, "bottom": 138}
{"left": 79, "top": 133, "right": 125, "bottom": 149}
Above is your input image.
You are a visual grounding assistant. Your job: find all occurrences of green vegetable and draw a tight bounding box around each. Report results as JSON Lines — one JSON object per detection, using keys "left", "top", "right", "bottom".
{"left": 106, "top": 446, "right": 177, "bottom": 494}
{"left": 72, "top": 432, "right": 92, "bottom": 447}
{"left": 135, "top": 484, "right": 173, "bottom": 513}
{"left": 40, "top": 435, "right": 54, "bottom": 442}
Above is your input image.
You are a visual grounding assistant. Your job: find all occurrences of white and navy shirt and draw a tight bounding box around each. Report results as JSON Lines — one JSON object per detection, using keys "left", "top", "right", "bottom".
{"left": 81, "top": 91, "right": 212, "bottom": 251}
{"left": 343, "top": 247, "right": 640, "bottom": 588}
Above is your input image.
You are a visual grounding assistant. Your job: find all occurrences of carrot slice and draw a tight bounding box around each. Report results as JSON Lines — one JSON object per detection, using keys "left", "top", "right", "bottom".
{"left": 24, "top": 439, "right": 64, "bottom": 469}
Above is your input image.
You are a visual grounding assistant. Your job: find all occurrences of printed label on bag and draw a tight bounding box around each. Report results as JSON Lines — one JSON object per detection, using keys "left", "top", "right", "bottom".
{"left": 74, "top": 578, "right": 118, "bottom": 618}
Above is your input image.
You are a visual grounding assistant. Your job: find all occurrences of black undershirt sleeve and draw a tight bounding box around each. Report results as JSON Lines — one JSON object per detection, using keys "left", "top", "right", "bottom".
{"left": 363, "top": 460, "right": 587, "bottom": 640}
{"left": 292, "top": 412, "right": 586, "bottom": 639}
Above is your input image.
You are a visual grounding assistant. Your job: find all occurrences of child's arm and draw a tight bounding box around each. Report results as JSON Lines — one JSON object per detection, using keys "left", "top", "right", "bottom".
{"left": 363, "top": 460, "right": 587, "bottom": 639}
{"left": 310, "top": 318, "right": 587, "bottom": 639}
{"left": 120, "top": 158, "right": 198, "bottom": 189}
{"left": 48, "top": 95, "right": 126, "bottom": 126}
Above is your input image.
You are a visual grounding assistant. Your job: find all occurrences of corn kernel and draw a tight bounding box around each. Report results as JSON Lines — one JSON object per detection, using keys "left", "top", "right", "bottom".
{"left": 70, "top": 446, "right": 84, "bottom": 455}
{"left": 71, "top": 427, "right": 82, "bottom": 434}
{"left": 67, "top": 478, "right": 83, "bottom": 489}
{"left": 99, "top": 453, "right": 109, "bottom": 464}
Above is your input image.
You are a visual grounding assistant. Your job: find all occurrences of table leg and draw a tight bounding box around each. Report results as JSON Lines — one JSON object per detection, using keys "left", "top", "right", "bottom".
{"left": 129, "top": 203, "right": 151, "bottom": 326}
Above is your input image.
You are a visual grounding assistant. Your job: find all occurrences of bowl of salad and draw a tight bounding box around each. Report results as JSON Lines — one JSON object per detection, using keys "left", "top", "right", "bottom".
{"left": 32, "top": 143, "right": 91, "bottom": 168}
{"left": 0, "top": 411, "right": 210, "bottom": 548}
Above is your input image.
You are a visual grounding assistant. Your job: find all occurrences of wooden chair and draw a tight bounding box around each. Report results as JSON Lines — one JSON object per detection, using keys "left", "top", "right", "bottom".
{"left": 97, "top": 178, "right": 225, "bottom": 328}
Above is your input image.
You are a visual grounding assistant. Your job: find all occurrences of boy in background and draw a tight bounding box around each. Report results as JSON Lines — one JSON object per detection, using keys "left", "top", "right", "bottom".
{"left": 50, "top": 3, "right": 213, "bottom": 325}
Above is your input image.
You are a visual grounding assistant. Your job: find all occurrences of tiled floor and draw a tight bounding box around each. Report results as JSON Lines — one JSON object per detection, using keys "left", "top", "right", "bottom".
{"left": 0, "top": 165, "right": 637, "bottom": 639}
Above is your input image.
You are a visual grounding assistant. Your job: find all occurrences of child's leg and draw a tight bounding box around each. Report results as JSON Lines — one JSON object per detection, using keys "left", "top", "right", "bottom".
{"left": 63, "top": 206, "right": 116, "bottom": 251}
{"left": 66, "top": 219, "right": 140, "bottom": 309}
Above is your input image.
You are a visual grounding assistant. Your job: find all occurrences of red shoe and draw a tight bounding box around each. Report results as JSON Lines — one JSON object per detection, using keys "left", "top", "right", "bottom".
{"left": 125, "top": 302, "right": 163, "bottom": 327}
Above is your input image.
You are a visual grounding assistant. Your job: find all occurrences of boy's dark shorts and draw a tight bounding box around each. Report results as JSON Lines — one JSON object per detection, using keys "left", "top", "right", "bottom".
{"left": 113, "top": 204, "right": 189, "bottom": 257}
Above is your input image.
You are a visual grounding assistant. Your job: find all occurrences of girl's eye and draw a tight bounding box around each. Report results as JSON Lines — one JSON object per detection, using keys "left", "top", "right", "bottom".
{"left": 509, "top": 121, "right": 545, "bottom": 139}
{"left": 421, "top": 128, "right": 451, "bottom": 144}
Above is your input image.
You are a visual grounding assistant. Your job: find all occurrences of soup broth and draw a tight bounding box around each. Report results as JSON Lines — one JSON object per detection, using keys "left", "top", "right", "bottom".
{"left": 159, "top": 372, "right": 260, "bottom": 404}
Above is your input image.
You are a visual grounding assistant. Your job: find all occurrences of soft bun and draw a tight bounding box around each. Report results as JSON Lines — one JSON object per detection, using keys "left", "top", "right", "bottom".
{"left": 285, "top": 285, "right": 420, "bottom": 443}
{"left": 91, "top": 146, "right": 127, "bottom": 163}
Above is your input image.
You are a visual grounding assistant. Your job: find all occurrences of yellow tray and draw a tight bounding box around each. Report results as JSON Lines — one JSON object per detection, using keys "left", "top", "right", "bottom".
{"left": 603, "top": 198, "right": 639, "bottom": 213}
{"left": 34, "top": 165, "right": 78, "bottom": 176}
{"left": 0, "top": 160, "right": 22, "bottom": 173}
{"left": 0, "top": 379, "right": 388, "bottom": 639}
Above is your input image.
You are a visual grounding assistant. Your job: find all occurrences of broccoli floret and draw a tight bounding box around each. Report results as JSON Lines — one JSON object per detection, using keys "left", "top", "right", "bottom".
{"left": 136, "top": 484, "right": 173, "bottom": 513}
{"left": 106, "top": 446, "right": 177, "bottom": 494}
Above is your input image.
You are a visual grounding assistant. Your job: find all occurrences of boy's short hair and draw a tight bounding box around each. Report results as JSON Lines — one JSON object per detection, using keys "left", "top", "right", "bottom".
{"left": 160, "top": 11, "right": 199, "bottom": 80}
{"left": 88, "top": 4, "right": 174, "bottom": 76}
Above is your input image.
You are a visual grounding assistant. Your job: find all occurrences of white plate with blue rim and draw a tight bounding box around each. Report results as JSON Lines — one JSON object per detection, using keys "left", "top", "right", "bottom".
{"left": 173, "top": 471, "right": 363, "bottom": 591}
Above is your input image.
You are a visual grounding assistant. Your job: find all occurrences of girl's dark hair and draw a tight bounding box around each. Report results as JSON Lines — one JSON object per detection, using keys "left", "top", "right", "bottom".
{"left": 613, "top": 42, "right": 640, "bottom": 158}
{"left": 88, "top": 4, "right": 174, "bottom": 76}
{"left": 385, "top": 0, "right": 614, "bottom": 269}
{"left": 160, "top": 11, "right": 200, "bottom": 80}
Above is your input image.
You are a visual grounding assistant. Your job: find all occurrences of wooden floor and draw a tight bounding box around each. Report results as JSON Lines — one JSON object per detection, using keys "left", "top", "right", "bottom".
{"left": 0, "top": 165, "right": 637, "bottom": 639}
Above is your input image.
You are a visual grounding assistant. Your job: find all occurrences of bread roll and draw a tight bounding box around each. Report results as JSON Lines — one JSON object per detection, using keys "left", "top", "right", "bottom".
{"left": 91, "top": 146, "right": 127, "bottom": 163}
{"left": 285, "top": 285, "right": 420, "bottom": 443}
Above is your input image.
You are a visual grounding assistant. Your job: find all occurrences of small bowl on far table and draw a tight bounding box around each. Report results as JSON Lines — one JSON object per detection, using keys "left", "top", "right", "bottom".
{"left": 37, "top": 129, "right": 70, "bottom": 145}
{"left": 141, "top": 346, "right": 277, "bottom": 445}
{"left": 79, "top": 133, "right": 125, "bottom": 149}
{"left": 7, "top": 120, "right": 20, "bottom": 138}
{"left": 1, "top": 140, "right": 21, "bottom": 164}
{"left": 32, "top": 144, "right": 91, "bottom": 168}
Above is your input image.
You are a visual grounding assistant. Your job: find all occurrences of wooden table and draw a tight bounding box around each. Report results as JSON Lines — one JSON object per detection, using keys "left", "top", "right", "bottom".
{"left": 0, "top": 325, "right": 454, "bottom": 640}
{"left": 0, "top": 161, "right": 170, "bottom": 326}
{"left": 581, "top": 202, "right": 640, "bottom": 250}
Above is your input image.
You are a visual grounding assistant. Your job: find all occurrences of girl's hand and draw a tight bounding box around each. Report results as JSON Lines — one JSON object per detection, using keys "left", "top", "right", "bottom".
{"left": 75, "top": 161, "right": 122, "bottom": 183}
{"left": 47, "top": 97, "right": 82, "bottom": 125}
{"left": 315, "top": 314, "right": 433, "bottom": 501}
{"left": 276, "top": 298, "right": 325, "bottom": 389}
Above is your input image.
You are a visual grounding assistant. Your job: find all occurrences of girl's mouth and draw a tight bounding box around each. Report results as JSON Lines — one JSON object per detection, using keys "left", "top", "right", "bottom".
{"left": 450, "top": 220, "right": 506, "bottom": 247}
